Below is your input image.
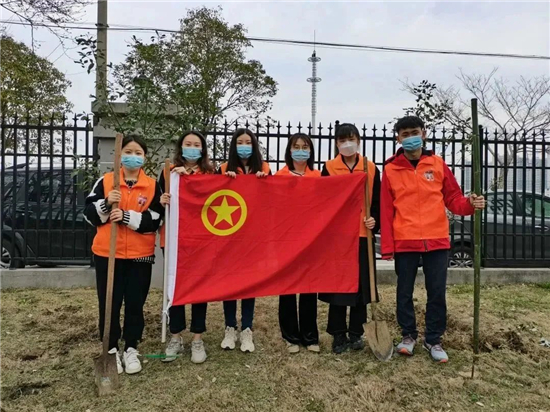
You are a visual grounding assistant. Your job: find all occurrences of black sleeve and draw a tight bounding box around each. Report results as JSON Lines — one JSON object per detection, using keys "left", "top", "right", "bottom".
{"left": 157, "top": 168, "right": 166, "bottom": 193}
{"left": 83, "top": 176, "right": 111, "bottom": 227}
{"left": 321, "top": 164, "right": 329, "bottom": 176}
{"left": 370, "top": 166, "right": 381, "bottom": 234}
{"left": 121, "top": 182, "right": 165, "bottom": 234}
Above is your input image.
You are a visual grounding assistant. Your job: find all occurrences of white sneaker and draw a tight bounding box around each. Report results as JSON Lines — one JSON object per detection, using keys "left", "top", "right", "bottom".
{"left": 286, "top": 342, "right": 300, "bottom": 354}
{"left": 307, "top": 344, "right": 321, "bottom": 353}
{"left": 191, "top": 340, "right": 207, "bottom": 364}
{"left": 163, "top": 335, "right": 183, "bottom": 363}
{"left": 240, "top": 328, "right": 255, "bottom": 353}
{"left": 123, "top": 347, "right": 142, "bottom": 375}
{"left": 221, "top": 327, "right": 237, "bottom": 350}
{"left": 108, "top": 347, "right": 123, "bottom": 374}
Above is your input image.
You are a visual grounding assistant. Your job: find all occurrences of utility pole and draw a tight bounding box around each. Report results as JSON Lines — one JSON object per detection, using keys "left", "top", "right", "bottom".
{"left": 95, "top": 0, "right": 108, "bottom": 115}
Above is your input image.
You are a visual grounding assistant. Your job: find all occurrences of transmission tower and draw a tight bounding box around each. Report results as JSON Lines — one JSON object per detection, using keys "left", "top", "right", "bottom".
{"left": 307, "top": 35, "right": 321, "bottom": 132}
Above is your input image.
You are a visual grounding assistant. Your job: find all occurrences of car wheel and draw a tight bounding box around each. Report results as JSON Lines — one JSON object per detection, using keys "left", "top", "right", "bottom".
{"left": 448, "top": 245, "right": 473, "bottom": 268}
{"left": 1, "top": 240, "right": 24, "bottom": 269}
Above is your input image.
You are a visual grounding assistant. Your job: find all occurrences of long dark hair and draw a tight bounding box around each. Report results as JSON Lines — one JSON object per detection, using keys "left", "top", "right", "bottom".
{"left": 173, "top": 131, "right": 214, "bottom": 173}
{"left": 285, "top": 133, "right": 315, "bottom": 171}
{"left": 334, "top": 123, "right": 361, "bottom": 156}
{"left": 227, "top": 128, "right": 264, "bottom": 173}
{"left": 122, "top": 134, "right": 148, "bottom": 154}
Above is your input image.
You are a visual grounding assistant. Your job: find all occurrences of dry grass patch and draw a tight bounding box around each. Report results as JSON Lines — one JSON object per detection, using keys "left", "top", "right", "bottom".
{"left": 1, "top": 284, "right": 549, "bottom": 412}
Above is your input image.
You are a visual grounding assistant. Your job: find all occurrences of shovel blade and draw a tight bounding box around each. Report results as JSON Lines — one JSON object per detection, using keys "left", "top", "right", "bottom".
{"left": 94, "top": 353, "right": 120, "bottom": 396}
{"left": 365, "top": 320, "right": 394, "bottom": 362}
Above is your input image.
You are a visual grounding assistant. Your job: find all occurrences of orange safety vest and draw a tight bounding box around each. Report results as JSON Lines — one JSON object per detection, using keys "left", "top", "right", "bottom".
{"left": 276, "top": 165, "right": 321, "bottom": 177}
{"left": 92, "top": 169, "right": 157, "bottom": 259}
{"left": 324, "top": 154, "right": 375, "bottom": 237}
{"left": 383, "top": 153, "right": 448, "bottom": 241}
{"left": 220, "top": 161, "right": 271, "bottom": 175}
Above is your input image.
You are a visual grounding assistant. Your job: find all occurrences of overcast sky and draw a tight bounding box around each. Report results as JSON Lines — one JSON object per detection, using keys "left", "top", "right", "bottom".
{"left": 2, "top": 1, "right": 549, "bottom": 128}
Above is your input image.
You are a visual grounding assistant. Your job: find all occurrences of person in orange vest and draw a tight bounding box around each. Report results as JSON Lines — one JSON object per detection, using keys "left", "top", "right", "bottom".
{"left": 276, "top": 133, "right": 321, "bottom": 354}
{"left": 158, "top": 131, "right": 214, "bottom": 364}
{"left": 216, "top": 128, "right": 271, "bottom": 353}
{"left": 84, "top": 135, "right": 164, "bottom": 375}
{"left": 319, "top": 123, "right": 381, "bottom": 354}
{"left": 381, "top": 116, "right": 485, "bottom": 363}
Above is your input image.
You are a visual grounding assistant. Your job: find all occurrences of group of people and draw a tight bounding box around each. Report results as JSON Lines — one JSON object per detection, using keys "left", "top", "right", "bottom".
{"left": 84, "top": 115, "right": 486, "bottom": 375}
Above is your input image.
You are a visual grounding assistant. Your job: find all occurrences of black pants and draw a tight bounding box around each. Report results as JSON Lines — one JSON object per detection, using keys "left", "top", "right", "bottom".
{"left": 169, "top": 303, "right": 207, "bottom": 334}
{"left": 326, "top": 304, "right": 367, "bottom": 337}
{"left": 95, "top": 255, "right": 152, "bottom": 350}
{"left": 223, "top": 299, "right": 255, "bottom": 330}
{"left": 395, "top": 249, "right": 448, "bottom": 345}
{"left": 279, "top": 294, "right": 319, "bottom": 346}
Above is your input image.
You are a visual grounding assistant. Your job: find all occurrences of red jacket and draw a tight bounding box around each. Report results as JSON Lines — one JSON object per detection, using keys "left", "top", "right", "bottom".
{"left": 380, "top": 148, "right": 474, "bottom": 258}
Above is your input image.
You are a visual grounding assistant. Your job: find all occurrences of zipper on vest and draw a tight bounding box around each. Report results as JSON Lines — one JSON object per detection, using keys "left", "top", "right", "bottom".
{"left": 415, "top": 167, "right": 423, "bottom": 241}
{"left": 424, "top": 239, "right": 428, "bottom": 252}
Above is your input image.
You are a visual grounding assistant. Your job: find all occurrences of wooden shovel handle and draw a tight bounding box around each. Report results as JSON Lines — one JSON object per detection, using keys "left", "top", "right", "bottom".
{"left": 363, "top": 157, "right": 377, "bottom": 304}
{"left": 102, "top": 133, "right": 123, "bottom": 357}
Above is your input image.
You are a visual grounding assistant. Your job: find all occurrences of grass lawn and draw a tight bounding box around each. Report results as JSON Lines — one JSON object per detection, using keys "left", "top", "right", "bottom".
{"left": 1, "top": 284, "right": 550, "bottom": 412}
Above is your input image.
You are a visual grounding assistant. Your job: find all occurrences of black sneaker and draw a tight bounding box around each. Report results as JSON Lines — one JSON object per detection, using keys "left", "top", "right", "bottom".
{"left": 349, "top": 334, "right": 365, "bottom": 351}
{"left": 332, "top": 334, "right": 349, "bottom": 354}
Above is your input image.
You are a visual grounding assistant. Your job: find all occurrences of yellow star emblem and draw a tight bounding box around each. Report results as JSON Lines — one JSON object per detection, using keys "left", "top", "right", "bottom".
{"left": 211, "top": 196, "right": 240, "bottom": 227}
{"left": 201, "top": 190, "right": 248, "bottom": 236}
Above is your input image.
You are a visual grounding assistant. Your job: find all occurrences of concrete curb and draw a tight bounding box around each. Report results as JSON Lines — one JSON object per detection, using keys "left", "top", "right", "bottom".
{"left": 2, "top": 266, "right": 549, "bottom": 290}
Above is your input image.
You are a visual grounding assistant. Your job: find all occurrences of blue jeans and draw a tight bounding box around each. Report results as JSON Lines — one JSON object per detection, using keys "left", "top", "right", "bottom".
{"left": 395, "top": 250, "right": 448, "bottom": 345}
{"left": 223, "top": 299, "right": 255, "bottom": 330}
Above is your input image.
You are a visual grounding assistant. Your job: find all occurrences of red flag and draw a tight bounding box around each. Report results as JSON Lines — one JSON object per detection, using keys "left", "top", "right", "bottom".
{"left": 167, "top": 173, "right": 366, "bottom": 305}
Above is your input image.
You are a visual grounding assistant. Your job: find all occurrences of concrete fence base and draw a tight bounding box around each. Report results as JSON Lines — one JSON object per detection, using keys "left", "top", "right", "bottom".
{"left": 2, "top": 264, "right": 549, "bottom": 290}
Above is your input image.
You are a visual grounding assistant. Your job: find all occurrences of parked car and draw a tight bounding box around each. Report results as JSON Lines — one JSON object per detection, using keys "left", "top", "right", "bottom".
{"left": 1, "top": 164, "right": 94, "bottom": 268}
{"left": 374, "top": 191, "right": 550, "bottom": 268}
{"left": 450, "top": 191, "right": 550, "bottom": 267}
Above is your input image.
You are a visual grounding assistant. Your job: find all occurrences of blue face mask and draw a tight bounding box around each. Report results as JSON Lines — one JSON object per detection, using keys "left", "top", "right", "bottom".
{"left": 121, "top": 155, "right": 144, "bottom": 170}
{"left": 237, "top": 145, "right": 253, "bottom": 159}
{"left": 291, "top": 150, "right": 310, "bottom": 162}
{"left": 182, "top": 147, "right": 202, "bottom": 161}
{"left": 401, "top": 135, "right": 423, "bottom": 152}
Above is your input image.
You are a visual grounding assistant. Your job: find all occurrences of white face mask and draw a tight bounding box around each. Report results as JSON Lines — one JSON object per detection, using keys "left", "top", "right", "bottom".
{"left": 339, "top": 141, "right": 358, "bottom": 157}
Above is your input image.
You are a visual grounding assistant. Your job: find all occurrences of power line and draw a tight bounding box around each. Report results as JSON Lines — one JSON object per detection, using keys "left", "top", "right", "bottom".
{"left": 1, "top": 19, "right": 549, "bottom": 60}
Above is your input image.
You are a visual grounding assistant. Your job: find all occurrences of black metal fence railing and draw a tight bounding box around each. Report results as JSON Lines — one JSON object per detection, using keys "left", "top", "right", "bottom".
{"left": 206, "top": 120, "right": 549, "bottom": 268}
{"left": 1, "top": 114, "right": 96, "bottom": 269}
{"left": 1, "top": 115, "right": 548, "bottom": 268}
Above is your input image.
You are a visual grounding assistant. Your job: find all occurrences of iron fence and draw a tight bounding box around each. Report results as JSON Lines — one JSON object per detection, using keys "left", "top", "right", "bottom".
{"left": 1, "top": 114, "right": 96, "bottom": 269}
{"left": 205, "top": 120, "right": 549, "bottom": 268}
{"left": 1, "top": 115, "right": 548, "bottom": 269}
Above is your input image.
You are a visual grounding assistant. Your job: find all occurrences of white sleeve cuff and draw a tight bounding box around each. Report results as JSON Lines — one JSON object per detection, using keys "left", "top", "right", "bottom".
{"left": 95, "top": 199, "right": 110, "bottom": 223}
{"left": 123, "top": 210, "right": 142, "bottom": 231}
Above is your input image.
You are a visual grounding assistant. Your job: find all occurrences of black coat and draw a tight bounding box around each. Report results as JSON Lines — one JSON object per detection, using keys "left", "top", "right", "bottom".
{"left": 318, "top": 160, "right": 381, "bottom": 307}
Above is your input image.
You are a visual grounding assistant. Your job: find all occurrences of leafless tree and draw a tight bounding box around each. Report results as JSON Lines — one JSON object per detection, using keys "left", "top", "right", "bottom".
{"left": 0, "top": 0, "right": 91, "bottom": 49}
{"left": 402, "top": 68, "right": 550, "bottom": 189}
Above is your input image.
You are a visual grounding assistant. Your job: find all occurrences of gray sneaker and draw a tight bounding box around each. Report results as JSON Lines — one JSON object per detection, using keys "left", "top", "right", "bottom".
{"left": 423, "top": 341, "right": 449, "bottom": 363}
{"left": 396, "top": 336, "right": 416, "bottom": 356}
{"left": 191, "top": 340, "right": 207, "bottom": 364}
{"left": 162, "top": 335, "right": 183, "bottom": 362}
